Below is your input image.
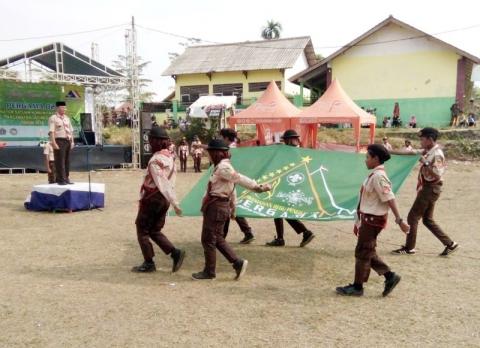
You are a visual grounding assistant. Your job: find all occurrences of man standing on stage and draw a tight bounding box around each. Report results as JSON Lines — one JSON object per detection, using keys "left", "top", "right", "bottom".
{"left": 49, "top": 101, "right": 74, "bottom": 185}
{"left": 132, "top": 126, "right": 186, "bottom": 273}
{"left": 266, "top": 129, "right": 315, "bottom": 247}
{"left": 219, "top": 128, "right": 255, "bottom": 244}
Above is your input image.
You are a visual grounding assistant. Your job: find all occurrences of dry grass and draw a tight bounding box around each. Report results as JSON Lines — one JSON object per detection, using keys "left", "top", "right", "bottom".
{"left": 2, "top": 161, "right": 478, "bottom": 347}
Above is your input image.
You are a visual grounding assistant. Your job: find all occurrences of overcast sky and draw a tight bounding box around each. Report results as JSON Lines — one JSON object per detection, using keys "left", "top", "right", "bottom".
{"left": 1, "top": 0, "right": 479, "bottom": 100}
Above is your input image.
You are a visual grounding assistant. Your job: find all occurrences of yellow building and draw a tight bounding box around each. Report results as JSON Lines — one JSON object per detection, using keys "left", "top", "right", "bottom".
{"left": 162, "top": 37, "right": 318, "bottom": 108}
{"left": 290, "top": 16, "right": 480, "bottom": 127}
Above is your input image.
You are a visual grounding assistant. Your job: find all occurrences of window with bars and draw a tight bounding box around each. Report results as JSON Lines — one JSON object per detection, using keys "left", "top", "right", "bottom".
{"left": 248, "top": 81, "right": 281, "bottom": 92}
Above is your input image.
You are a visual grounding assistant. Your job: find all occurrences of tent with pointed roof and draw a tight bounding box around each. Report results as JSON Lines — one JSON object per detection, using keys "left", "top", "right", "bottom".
{"left": 294, "top": 79, "right": 376, "bottom": 151}
{"left": 228, "top": 81, "right": 301, "bottom": 145}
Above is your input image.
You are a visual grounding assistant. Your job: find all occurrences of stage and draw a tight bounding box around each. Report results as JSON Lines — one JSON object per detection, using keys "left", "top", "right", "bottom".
{"left": 0, "top": 145, "right": 132, "bottom": 171}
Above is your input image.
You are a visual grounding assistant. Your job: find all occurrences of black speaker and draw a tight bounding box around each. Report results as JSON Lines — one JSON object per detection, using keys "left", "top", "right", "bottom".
{"left": 80, "top": 113, "right": 93, "bottom": 131}
{"left": 140, "top": 129, "right": 152, "bottom": 169}
{"left": 141, "top": 112, "right": 153, "bottom": 130}
{"left": 80, "top": 130, "right": 95, "bottom": 145}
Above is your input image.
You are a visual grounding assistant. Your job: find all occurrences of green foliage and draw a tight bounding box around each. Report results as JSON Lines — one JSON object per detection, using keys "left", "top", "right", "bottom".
{"left": 261, "top": 20, "right": 282, "bottom": 40}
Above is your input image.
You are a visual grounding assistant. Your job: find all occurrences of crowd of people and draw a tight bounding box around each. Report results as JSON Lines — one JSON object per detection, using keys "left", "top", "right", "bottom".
{"left": 132, "top": 124, "right": 459, "bottom": 298}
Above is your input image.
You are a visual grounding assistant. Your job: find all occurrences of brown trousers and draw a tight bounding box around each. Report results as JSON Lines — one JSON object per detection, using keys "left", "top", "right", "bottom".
{"left": 223, "top": 216, "right": 252, "bottom": 238}
{"left": 193, "top": 155, "right": 202, "bottom": 172}
{"left": 179, "top": 152, "right": 187, "bottom": 172}
{"left": 135, "top": 191, "right": 175, "bottom": 261}
{"left": 354, "top": 223, "right": 390, "bottom": 284}
{"left": 47, "top": 161, "right": 56, "bottom": 184}
{"left": 54, "top": 138, "right": 71, "bottom": 183}
{"left": 202, "top": 200, "right": 239, "bottom": 276}
{"left": 274, "top": 218, "right": 307, "bottom": 240}
{"left": 406, "top": 184, "right": 452, "bottom": 250}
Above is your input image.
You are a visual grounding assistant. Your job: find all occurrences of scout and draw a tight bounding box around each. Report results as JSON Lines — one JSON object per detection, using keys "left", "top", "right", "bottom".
{"left": 219, "top": 128, "right": 255, "bottom": 244}
{"left": 391, "top": 127, "right": 459, "bottom": 256}
{"left": 191, "top": 135, "right": 203, "bottom": 172}
{"left": 192, "top": 139, "right": 271, "bottom": 280}
{"left": 43, "top": 132, "right": 56, "bottom": 184}
{"left": 48, "top": 101, "right": 74, "bottom": 185}
{"left": 336, "top": 144, "right": 409, "bottom": 297}
{"left": 265, "top": 129, "right": 315, "bottom": 247}
{"left": 132, "top": 127, "right": 186, "bottom": 273}
{"left": 178, "top": 137, "right": 189, "bottom": 173}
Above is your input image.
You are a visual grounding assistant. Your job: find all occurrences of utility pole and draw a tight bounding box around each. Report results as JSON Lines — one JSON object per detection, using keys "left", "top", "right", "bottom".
{"left": 125, "top": 16, "right": 141, "bottom": 168}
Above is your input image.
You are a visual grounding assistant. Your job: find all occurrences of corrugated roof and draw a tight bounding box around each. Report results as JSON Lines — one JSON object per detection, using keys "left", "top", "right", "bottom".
{"left": 162, "top": 36, "right": 317, "bottom": 75}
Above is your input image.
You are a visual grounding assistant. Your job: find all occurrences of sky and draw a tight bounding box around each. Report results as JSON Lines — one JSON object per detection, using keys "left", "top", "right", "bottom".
{"left": 1, "top": 0, "right": 479, "bottom": 101}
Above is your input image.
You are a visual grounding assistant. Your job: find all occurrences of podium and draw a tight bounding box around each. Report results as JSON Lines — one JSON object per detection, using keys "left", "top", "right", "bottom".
{"left": 25, "top": 183, "right": 105, "bottom": 212}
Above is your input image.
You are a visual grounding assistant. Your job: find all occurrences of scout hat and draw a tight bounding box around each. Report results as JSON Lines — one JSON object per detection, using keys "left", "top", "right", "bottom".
{"left": 418, "top": 127, "right": 439, "bottom": 141}
{"left": 55, "top": 101, "right": 66, "bottom": 107}
{"left": 367, "top": 144, "right": 391, "bottom": 163}
{"left": 282, "top": 129, "right": 300, "bottom": 139}
{"left": 149, "top": 126, "right": 170, "bottom": 139}
{"left": 206, "top": 139, "right": 229, "bottom": 151}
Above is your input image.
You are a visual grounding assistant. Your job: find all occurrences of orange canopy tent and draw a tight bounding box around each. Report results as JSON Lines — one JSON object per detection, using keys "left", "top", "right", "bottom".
{"left": 294, "top": 79, "right": 376, "bottom": 151}
{"left": 228, "top": 81, "right": 301, "bottom": 145}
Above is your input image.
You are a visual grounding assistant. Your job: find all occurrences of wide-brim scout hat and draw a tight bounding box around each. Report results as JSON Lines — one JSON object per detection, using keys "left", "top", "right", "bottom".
{"left": 149, "top": 126, "right": 170, "bottom": 139}
{"left": 367, "top": 144, "right": 391, "bottom": 163}
{"left": 282, "top": 129, "right": 300, "bottom": 139}
{"left": 418, "top": 127, "right": 439, "bottom": 140}
{"left": 206, "top": 139, "right": 229, "bottom": 151}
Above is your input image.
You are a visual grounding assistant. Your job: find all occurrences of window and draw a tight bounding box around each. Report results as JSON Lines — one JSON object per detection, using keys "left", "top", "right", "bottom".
{"left": 180, "top": 85, "right": 209, "bottom": 103}
{"left": 248, "top": 81, "right": 281, "bottom": 92}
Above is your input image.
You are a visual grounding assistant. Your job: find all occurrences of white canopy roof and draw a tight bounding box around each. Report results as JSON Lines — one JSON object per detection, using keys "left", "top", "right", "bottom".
{"left": 188, "top": 96, "right": 237, "bottom": 118}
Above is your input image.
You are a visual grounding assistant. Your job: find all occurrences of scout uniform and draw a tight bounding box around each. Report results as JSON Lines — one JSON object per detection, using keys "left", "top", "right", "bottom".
{"left": 178, "top": 139, "right": 189, "bottom": 173}
{"left": 132, "top": 127, "right": 185, "bottom": 273}
{"left": 43, "top": 140, "right": 55, "bottom": 184}
{"left": 191, "top": 137, "right": 203, "bottom": 172}
{"left": 393, "top": 128, "right": 458, "bottom": 256}
{"left": 337, "top": 144, "right": 403, "bottom": 297}
{"left": 192, "top": 139, "right": 269, "bottom": 280}
{"left": 219, "top": 128, "right": 255, "bottom": 244}
{"left": 48, "top": 101, "right": 74, "bottom": 185}
{"left": 266, "top": 129, "right": 315, "bottom": 247}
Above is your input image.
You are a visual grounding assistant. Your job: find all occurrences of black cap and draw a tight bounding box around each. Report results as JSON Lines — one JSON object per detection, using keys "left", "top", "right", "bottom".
{"left": 220, "top": 128, "right": 237, "bottom": 139}
{"left": 55, "top": 101, "right": 66, "bottom": 107}
{"left": 206, "top": 139, "right": 230, "bottom": 151}
{"left": 148, "top": 126, "right": 170, "bottom": 139}
{"left": 282, "top": 129, "right": 300, "bottom": 139}
{"left": 367, "top": 144, "right": 391, "bottom": 164}
{"left": 418, "top": 127, "right": 439, "bottom": 141}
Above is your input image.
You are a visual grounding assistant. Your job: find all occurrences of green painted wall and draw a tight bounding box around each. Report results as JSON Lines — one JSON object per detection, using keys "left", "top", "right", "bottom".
{"left": 355, "top": 97, "right": 455, "bottom": 127}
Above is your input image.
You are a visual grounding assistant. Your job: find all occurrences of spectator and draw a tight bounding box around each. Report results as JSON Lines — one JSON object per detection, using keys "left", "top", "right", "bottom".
{"left": 151, "top": 116, "right": 159, "bottom": 128}
{"left": 392, "top": 115, "right": 402, "bottom": 128}
{"left": 382, "top": 137, "right": 393, "bottom": 151}
{"left": 468, "top": 113, "right": 476, "bottom": 127}
{"left": 382, "top": 116, "right": 389, "bottom": 128}
{"left": 450, "top": 101, "right": 461, "bottom": 127}
{"left": 386, "top": 117, "right": 392, "bottom": 128}
{"left": 458, "top": 113, "right": 468, "bottom": 128}
{"left": 409, "top": 115, "right": 417, "bottom": 128}
{"left": 403, "top": 139, "right": 413, "bottom": 151}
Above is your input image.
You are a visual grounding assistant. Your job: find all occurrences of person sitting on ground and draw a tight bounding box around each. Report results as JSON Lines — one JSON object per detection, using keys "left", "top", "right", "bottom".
{"left": 468, "top": 113, "right": 476, "bottom": 127}
{"left": 458, "top": 113, "right": 468, "bottom": 128}
{"left": 382, "top": 137, "right": 393, "bottom": 151}
{"left": 403, "top": 139, "right": 413, "bottom": 151}
{"left": 382, "top": 116, "right": 389, "bottom": 128}
{"left": 409, "top": 115, "right": 417, "bottom": 128}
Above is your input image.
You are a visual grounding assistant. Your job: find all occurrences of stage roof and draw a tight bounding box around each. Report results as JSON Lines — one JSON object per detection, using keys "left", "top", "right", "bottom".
{"left": 0, "top": 42, "right": 123, "bottom": 77}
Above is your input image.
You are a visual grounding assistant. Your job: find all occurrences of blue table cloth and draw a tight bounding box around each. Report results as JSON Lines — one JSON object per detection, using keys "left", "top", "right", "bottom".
{"left": 25, "top": 183, "right": 105, "bottom": 212}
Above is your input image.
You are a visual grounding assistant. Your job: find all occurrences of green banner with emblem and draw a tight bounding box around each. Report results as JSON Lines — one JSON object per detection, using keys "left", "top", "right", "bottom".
{"left": 178, "top": 145, "right": 419, "bottom": 221}
{"left": 0, "top": 80, "right": 84, "bottom": 144}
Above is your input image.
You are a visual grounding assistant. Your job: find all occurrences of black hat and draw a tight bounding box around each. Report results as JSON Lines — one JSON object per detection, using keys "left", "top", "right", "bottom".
{"left": 206, "top": 139, "right": 229, "bottom": 151}
{"left": 367, "top": 144, "right": 391, "bottom": 164}
{"left": 220, "top": 128, "right": 237, "bottom": 139}
{"left": 282, "top": 129, "right": 300, "bottom": 139}
{"left": 418, "top": 127, "right": 439, "bottom": 141}
{"left": 55, "top": 101, "right": 66, "bottom": 107}
{"left": 148, "top": 126, "right": 170, "bottom": 139}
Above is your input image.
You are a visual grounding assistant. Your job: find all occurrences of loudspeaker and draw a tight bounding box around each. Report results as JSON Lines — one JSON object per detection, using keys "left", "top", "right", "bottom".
{"left": 141, "top": 112, "right": 153, "bottom": 130}
{"left": 140, "top": 129, "right": 152, "bottom": 169}
{"left": 80, "top": 113, "right": 93, "bottom": 131}
{"left": 81, "top": 130, "right": 95, "bottom": 145}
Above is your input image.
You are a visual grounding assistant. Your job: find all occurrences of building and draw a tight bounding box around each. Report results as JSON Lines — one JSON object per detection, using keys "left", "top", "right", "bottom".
{"left": 290, "top": 16, "right": 480, "bottom": 127}
{"left": 162, "top": 37, "right": 317, "bottom": 108}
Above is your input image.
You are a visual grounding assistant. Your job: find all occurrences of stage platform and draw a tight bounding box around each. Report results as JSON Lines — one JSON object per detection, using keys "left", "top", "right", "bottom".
{"left": 25, "top": 182, "right": 105, "bottom": 212}
{"left": 0, "top": 145, "right": 132, "bottom": 172}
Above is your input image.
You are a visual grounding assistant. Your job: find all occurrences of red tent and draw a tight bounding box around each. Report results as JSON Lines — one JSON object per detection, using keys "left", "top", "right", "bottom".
{"left": 294, "top": 79, "right": 376, "bottom": 151}
{"left": 228, "top": 81, "right": 300, "bottom": 145}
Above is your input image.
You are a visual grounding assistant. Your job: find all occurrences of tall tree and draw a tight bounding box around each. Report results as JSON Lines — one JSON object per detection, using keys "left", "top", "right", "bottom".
{"left": 261, "top": 20, "right": 283, "bottom": 40}
{"left": 111, "top": 55, "right": 155, "bottom": 102}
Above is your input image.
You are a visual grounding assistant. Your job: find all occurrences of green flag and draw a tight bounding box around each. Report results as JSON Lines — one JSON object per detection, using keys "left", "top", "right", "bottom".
{"left": 178, "top": 145, "right": 419, "bottom": 221}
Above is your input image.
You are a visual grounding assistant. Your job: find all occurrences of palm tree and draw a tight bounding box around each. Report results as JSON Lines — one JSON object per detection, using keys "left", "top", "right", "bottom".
{"left": 261, "top": 20, "right": 282, "bottom": 40}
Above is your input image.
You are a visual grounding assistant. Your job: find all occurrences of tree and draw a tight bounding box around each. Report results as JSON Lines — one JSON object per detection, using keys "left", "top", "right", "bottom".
{"left": 261, "top": 20, "right": 283, "bottom": 40}
{"left": 111, "top": 54, "right": 156, "bottom": 102}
